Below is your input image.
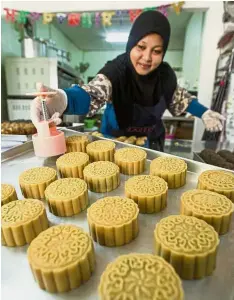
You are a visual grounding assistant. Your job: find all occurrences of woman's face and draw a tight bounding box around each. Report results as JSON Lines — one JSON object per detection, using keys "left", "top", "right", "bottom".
{"left": 130, "top": 33, "right": 163, "bottom": 75}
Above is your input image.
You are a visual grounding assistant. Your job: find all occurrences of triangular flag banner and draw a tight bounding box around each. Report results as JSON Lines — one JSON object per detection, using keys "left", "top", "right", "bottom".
{"left": 3, "top": 2, "right": 185, "bottom": 26}
{"left": 56, "top": 13, "right": 67, "bottom": 24}
{"left": 43, "top": 13, "right": 54, "bottom": 24}
{"left": 101, "top": 12, "right": 115, "bottom": 27}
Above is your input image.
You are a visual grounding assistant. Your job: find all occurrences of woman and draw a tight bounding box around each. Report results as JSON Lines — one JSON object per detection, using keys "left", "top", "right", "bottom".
{"left": 31, "top": 11, "right": 224, "bottom": 151}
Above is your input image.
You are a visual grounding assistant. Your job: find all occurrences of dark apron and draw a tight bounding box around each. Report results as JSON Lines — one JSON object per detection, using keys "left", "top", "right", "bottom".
{"left": 110, "top": 96, "right": 167, "bottom": 151}
{"left": 128, "top": 95, "right": 167, "bottom": 151}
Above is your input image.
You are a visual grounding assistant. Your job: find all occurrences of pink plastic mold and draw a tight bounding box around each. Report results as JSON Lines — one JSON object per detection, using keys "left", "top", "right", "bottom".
{"left": 32, "top": 120, "right": 67, "bottom": 157}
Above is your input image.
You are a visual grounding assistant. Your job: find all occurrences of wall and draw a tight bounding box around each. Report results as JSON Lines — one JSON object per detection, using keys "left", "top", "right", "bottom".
{"left": 1, "top": 18, "right": 22, "bottom": 120}
{"left": 182, "top": 12, "right": 204, "bottom": 90}
{"left": 83, "top": 50, "right": 122, "bottom": 82}
{"left": 1, "top": 17, "right": 83, "bottom": 120}
{"left": 83, "top": 50, "right": 183, "bottom": 83}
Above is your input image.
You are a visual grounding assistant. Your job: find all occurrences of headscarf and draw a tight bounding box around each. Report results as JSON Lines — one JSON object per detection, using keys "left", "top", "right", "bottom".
{"left": 98, "top": 10, "right": 177, "bottom": 130}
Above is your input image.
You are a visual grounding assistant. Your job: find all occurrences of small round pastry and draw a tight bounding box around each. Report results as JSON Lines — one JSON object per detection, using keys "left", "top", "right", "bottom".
{"left": 87, "top": 196, "right": 139, "bottom": 246}
{"left": 180, "top": 189, "right": 233, "bottom": 235}
{"left": 1, "top": 183, "right": 18, "bottom": 206}
{"left": 83, "top": 161, "right": 120, "bottom": 193}
{"left": 99, "top": 253, "right": 184, "bottom": 300}
{"left": 1, "top": 199, "right": 49, "bottom": 247}
{"left": 27, "top": 225, "right": 95, "bottom": 293}
{"left": 56, "top": 152, "right": 89, "bottom": 179}
{"left": 19, "top": 167, "right": 57, "bottom": 199}
{"left": 154, "top": 215, "right": 219, "bottom": 279}
{"left": 114, "top": 147, "right": 147, "bottom": 175}
{"left": 197, "top": 170, "right": 234, "bottom": 202}
{"left": 45, "top": 178, "right": 88, "bottom": 217}
{"left": 125, "top": 175, "right": 168, "bottom": 213}
{"left": 150, "top": 157, "right": 187, "bottom": 188}
{"left": 65, "top": 135, "right": 89, "bottom": 152}
{"left": 86, "top": 140, "right": 115, "bottom": 162}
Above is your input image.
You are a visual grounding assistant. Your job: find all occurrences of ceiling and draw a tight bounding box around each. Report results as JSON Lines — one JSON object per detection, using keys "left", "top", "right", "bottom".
{"left": 53, "top": 11, "right": 193, "bottom": 52}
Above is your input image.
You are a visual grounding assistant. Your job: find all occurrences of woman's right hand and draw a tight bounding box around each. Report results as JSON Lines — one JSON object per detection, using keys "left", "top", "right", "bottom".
{"left": 30, "top": 83, "right": 67, "bottom": 126}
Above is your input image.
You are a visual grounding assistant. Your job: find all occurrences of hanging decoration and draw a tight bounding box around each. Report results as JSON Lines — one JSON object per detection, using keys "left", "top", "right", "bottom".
{"left": 158, "top": 5, "right": 168, "bottom": 17}
{"left": 143, "top": 7, "right": 156, "bottom": 12}
{"left": 56, "top": 13, "right": 67, "bottom": 24}
{"left": 68, "top": 13, "right": 81, "bottom": 26}
{"left": 4, "top": 8, "right": 17, "bottom": 22}
{"left": 115, "top": 10, "right": 125, "bottom": 25}
{"left": 3, "top": 2, "right": 185, "bottom": 27}
{"left": 17, "top": 11, "right": 30, "bottom": 24}
{"left": 101, "top": 11, "right": 115, "bottom": 27}
{"left": 94, "top": 12, "right": 101, "bottom": 27}
{"left": 172, "top": 2, "right": 185, "bottom": 15}
{"left": 128, "top": 9, "right": 142, "bottom": 23}
{"left": 43, "top": 13, "right": 54, "bottom": 24}
{"left": 28, "top": 12, "right": 41, "bottom": 22}
{"left": 81, "top": 12, "right": 93, "bottom": 28}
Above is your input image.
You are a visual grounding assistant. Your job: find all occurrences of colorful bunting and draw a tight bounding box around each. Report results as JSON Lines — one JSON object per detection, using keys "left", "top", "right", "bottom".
{"left": 28, "top": 12, "right": 41, "bottom": 22}
{"left": 94, "top": 12, "right": 101, "bottom": 27}
{"left": 3, "top": 2, "right": 185, "bottom": 27}
{"left": 101, "top": 12, "right": 115, "bottom": 27}
{"left": 43, "top": 13, "right": 54, "bottom": 24}
{"left": 172, "top": 2, "right": 185, "bottom": 15}
{"left": 129, "top": 9, "right": 142, "bottom": 23}
{"left": 56, "top": 13, "right": 67, "bottom": 24}
{"left": 158, "top": 5, "right": 168, "bottom": 17}
{"left": 17, "top": 11, "right": 30, "bottom": 24}
{"left": 4, "top": 8, "right": 17, "bottom": 22}
{"left": 81, "top": 13, "right": 92, "bottom": 28}
{"left": 68, "top": 13, "right": 81, "bottom": 26}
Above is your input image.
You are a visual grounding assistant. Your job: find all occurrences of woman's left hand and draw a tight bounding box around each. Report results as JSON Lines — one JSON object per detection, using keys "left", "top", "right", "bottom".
{"left": 201, "top": 110, "right": 225, "bottom": 132}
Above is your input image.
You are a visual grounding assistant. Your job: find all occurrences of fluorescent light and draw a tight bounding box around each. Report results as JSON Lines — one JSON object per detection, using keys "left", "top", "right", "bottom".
{"left": 105, "top": 32, "right": 128, "bottom": 43}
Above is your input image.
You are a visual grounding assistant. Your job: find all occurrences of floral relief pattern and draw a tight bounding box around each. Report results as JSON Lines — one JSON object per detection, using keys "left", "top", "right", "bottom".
{"left": 99, "top": 254, "right": 183, "bottom": 300}
{"left": 156, "top": 215, "right": 219, "bottom": 254}
{"left": 28, "top": 225, "right": 91, "bottom": 269}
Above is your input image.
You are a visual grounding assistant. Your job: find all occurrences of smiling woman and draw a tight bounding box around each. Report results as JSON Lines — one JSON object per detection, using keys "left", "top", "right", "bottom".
{"left": 130, "top": 34, "right": 163, "bottom": 75}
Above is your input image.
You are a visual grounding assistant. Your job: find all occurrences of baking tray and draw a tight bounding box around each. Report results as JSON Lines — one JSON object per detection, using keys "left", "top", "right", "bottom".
{"left": 193, "top": 152, "right": 205, "bottom": 163}
{"left": 1, "top": 129, "right": 234, "bottom": 300}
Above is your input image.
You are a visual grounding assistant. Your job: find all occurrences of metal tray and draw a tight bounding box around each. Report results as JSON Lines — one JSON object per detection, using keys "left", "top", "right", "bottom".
{"left": 193, "top": 152, "right": 205, "bottom": 163}
{"left": 1, "top": 129, "right": 234, "bottom": 300}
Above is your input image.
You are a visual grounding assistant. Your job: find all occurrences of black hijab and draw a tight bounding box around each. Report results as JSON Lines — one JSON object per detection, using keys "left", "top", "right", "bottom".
{"left": 98, "top": 10, "right": 177, "bottom": 130}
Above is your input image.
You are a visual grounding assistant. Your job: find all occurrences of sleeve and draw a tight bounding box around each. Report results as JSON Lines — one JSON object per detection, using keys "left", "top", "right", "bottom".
{"left": 168, "top": 85, "right": 196, "bottom": 116}
{"left": 186, "top": 99, "right": 208, "bottom": 118}
{"left": 82, "top": 74, "right": 112, "bottom": 117}
{"left": 63, "top": 74, "right": 112, "bottom": 117}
